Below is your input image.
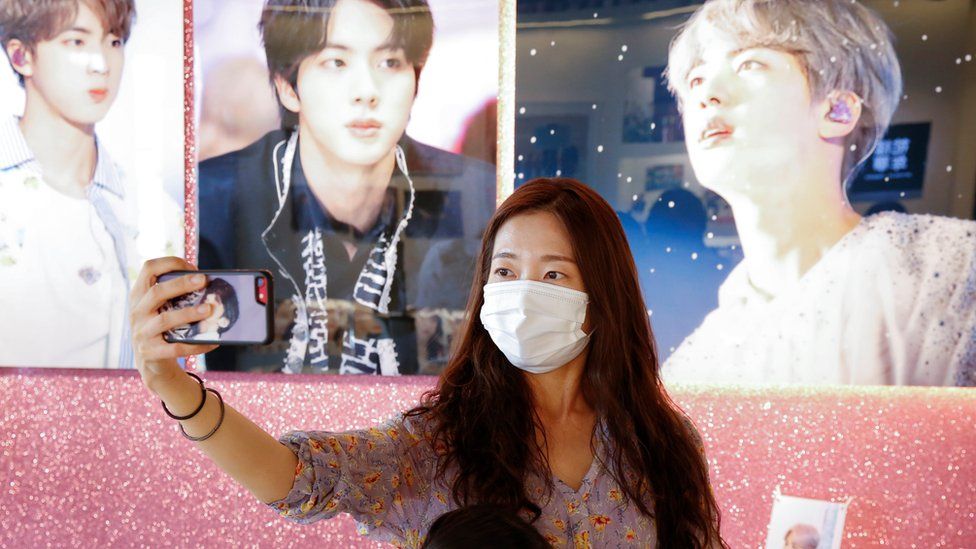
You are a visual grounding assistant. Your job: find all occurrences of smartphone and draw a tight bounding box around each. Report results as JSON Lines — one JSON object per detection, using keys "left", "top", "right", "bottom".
{"left": 158, "top": 270, "right": 274, "bottom": 345}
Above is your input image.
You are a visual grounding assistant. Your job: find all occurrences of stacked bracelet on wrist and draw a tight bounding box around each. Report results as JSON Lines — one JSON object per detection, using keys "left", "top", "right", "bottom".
{"left": 161, "top": 372, "right": 206, "bottom": 420}
{"left": 161, "top": 372, "right": 225, "bottom": 442}
{"left": 179, "top": 388, "right": 225, "bottom": 442}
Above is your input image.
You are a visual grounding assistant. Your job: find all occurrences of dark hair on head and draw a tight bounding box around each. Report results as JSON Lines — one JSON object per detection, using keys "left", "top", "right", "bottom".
{"left": 646, "top": 188, "right": 708, "bottom": 239}
{"left": 259, "top": 0, "right": 434, "bottom": 129}
{"left": 0, "top": 0, "right": 136, "bottom": 85}
{"left": 407, "top": 178, "right": 727, "bottom": 547}
{"left": 420, "top": 505, "right": 548, "bottom": 549}
{"left": 203, "top": 278, "right": 240, "bottom": 335}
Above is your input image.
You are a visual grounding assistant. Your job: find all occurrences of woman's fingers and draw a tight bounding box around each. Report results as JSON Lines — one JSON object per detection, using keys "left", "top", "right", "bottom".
{"left": 134, "top": 304, "right": 219, "bottom": 367}
{"left": 139, "top": 302, "right": 214, "bottom": 343}
{"left": 130, "top": 257, "right": 221, "bottom": 392}
{"left": 130, "top": 256, "right": 195, "bottom": 305}
{"left": 130, "top": 257, "right": 217, "bottom": 365}
{"left": 132, "top": 274, "right": 209, "bottom": 328}
{"left": 141, "top": 273, "right": 209, "bottom": 317}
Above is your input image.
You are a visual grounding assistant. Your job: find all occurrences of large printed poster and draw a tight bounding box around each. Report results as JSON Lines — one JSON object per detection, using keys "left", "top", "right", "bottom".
{"left": 194, "top": 0, "right": 500, "bottom": 375}
{"left": 515, "top": 0, "right": 976, "bottom": 386}
{"left": 0, "top": 0, "right": 183, "bottom": 369}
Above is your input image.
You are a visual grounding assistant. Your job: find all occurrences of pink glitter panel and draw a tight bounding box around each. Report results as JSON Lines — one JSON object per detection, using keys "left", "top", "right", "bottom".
{"left": 183, "top": 0, "right": 198, "bottom": 371}
{"left": 2, "top": 369, "right": 974, "bottom": 547}
{"left": 183, "top": 0, "right": 197, "bottom": 268}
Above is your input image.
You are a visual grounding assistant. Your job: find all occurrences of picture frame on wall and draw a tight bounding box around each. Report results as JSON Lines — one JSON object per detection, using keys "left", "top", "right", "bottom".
{"left": 0, "top": 0, "right": 184, "bottom": 370}
{"left": 191, "top": 0, "right": 502, "bottom": 376}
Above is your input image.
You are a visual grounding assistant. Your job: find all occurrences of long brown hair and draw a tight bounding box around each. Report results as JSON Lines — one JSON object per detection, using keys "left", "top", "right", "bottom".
{"left": 407, "top": 178, "right": 725, "bottom": 547}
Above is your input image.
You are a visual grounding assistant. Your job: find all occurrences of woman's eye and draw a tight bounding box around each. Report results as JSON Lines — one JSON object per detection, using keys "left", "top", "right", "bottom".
{"left": 544, "top": 271, "right": 564, "bottom": 280}
{"left": 737, "top": 59, "right": 763, "bottom": 72}
{"left": 381, "top": 58, "right": 403, "bottom": 69}
{"left": 66, "top": 38, "right": 84, "bottom": 47}
{"left": 493, "top": 268, "right": 512, "bottom": 277}
{"left": 323, "top": 59, "right": 345, "bottom": 68}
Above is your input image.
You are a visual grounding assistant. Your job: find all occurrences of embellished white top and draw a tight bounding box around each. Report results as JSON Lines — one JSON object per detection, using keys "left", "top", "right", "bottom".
{"left": 663, "top": 212, "right": 976, "bottom": 386}
{"left": 0, "top": 117, "right": 138, "bottom": 368}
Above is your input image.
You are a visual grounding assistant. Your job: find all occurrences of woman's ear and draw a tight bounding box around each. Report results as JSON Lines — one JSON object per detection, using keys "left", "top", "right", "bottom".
{"left": 819, "top": 90, "right": 862, "bottom": 140}
{"left": 273, "top": 73, "right": 301, "bottom": 114}
{"left": 5, "top": 40, "right": 33, "bottom": 78}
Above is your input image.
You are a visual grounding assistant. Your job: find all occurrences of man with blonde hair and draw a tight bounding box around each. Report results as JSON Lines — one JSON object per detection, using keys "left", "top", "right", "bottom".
{"left": 662, "top": 0, "right": 975, "bottom": 386}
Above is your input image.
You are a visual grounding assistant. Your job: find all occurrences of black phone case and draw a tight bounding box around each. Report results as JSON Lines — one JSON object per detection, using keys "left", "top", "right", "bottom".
{"left": 158, "top": 269, "right": 274, "bottom": 346}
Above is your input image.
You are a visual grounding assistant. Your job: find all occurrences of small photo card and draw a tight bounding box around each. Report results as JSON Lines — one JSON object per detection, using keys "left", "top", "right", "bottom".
{"left": 766, "top": 491, "right": 849, "bottom": 549}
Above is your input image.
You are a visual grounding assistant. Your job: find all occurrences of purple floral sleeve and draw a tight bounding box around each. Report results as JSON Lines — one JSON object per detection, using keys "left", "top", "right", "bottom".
{"left": 266, "top": 414, "right": 439, "bottom": 544}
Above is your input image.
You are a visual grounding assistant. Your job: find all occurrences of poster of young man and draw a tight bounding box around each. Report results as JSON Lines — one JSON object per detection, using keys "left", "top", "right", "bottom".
{"left": 194, "top": 0, "right": 500, "bottom": 375}
{"left": 0, "top": 0, "right": 184, "bottom": 369}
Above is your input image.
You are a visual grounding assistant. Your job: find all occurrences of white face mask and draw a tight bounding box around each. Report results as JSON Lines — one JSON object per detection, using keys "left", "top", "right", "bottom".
{"left": 480, "top": 280, "right": 591, "bottom": 374}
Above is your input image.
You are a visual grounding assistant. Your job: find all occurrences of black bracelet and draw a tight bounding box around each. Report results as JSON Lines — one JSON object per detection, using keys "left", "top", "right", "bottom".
{"left": 161, "top": 372, "right": 207, "bottom": 421}
{"left": 179, "top": 388, "right": 225, "bottom": 442}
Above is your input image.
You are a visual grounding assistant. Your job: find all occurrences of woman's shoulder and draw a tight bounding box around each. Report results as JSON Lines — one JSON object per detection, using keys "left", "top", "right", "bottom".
{"left": 678, "top": 414, "right": 705, "bottom": 456}
{"left": 375, "top": 411, "right": 439, "bottom": 444}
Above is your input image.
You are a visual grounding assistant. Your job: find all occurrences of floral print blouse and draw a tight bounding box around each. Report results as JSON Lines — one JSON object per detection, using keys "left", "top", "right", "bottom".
{"left": 266, "top": 414, "right": 663, "bottom": 547}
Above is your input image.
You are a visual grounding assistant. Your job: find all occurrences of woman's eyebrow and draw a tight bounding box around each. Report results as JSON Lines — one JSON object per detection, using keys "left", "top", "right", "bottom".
{"left": 489, "top": 252, "right": 575, "bottom": 263}
{"left": 541, "top": 254, "right": 575, "bottom": 263}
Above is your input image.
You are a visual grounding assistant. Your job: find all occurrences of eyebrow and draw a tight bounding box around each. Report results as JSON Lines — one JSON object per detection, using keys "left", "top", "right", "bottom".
{"left": 321, "top": 41, "right": 404, "bottom": 53}
{"left": 491, "top": 252, "right": 576, "bottom": 263}
{"left": 686, "top": 46, "right": 759, "bottom": 79}
{"left": 61, "top": 26, "right": 122, "bottom": 39}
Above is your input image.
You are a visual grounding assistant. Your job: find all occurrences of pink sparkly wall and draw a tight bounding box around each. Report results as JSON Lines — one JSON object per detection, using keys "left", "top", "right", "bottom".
{"left": 2, "top": 368, "right": 974, "bottom": 547}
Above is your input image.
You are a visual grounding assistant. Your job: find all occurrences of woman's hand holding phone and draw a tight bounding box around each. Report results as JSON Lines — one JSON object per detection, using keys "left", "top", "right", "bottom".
{"left": 129, "top": 257, "right": 219, "bottom": 395}
{"left": 129, "top": 258, "right": 300, "bottom": 502}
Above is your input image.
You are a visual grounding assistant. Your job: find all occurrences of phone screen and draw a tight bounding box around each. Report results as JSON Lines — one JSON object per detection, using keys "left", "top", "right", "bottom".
{"left": 158, "top": 270, "right": 273, "bottom": 345}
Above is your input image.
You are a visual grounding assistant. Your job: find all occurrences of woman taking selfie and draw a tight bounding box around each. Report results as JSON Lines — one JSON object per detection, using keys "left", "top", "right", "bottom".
{"left": 129, "top": 178, "right": 726, "bottom": 547}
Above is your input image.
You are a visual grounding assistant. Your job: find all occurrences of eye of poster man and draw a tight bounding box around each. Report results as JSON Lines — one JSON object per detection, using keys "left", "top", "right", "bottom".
{"left": 193, "top": 0, "right": 500, "bottom": 375}
{"left": 514, "top": 0, "right": 976, "bottom": 387}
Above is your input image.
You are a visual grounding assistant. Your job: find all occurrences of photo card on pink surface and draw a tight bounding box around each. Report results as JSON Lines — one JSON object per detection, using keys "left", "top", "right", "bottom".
{"left": 765, "top": 491, "right": 850, "bottom": 549}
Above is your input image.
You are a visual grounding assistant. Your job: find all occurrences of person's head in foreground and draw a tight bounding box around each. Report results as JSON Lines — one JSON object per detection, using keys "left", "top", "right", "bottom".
{"left": 259, "top": 0, "right": 433, "bottom": 168}
{"left": 420, "top": 505, "right": 549, "bottom": 549}
{"left": 191, "top": 278, "right": 240, "bottom": 338}
{"left": 0, "top": 0, "right": 136, "bottom": 126}
{"left": 784, "top": 523, "right": 820, "bottom": 549}
{"left": 666, "top": 0, "right": 902, "bottom": 198}
{"left": 408, "top": 178, "right": 725, "bottom": 547}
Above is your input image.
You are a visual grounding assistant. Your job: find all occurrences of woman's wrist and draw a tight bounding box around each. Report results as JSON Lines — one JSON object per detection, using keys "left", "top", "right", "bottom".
{"left": 152, "top": 368, "right": 205, "bottom": 416}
